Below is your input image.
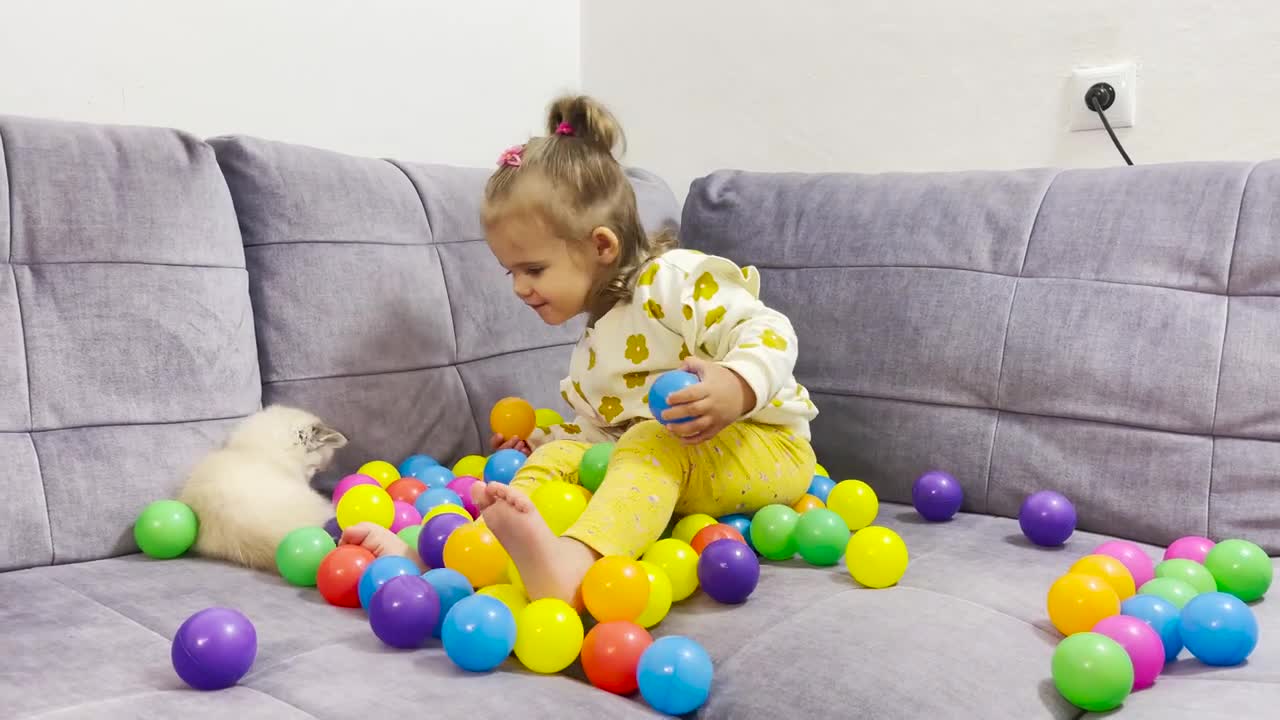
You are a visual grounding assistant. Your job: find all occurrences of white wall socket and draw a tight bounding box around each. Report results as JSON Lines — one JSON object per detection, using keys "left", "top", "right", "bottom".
{"left": 1068, "top": 62, "right": 1137, "bottom": 132}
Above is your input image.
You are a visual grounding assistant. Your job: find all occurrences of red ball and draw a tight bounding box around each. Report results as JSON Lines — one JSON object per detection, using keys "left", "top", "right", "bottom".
{"left": 316, "top": 545, "right": 375, "bottom": 607}
{"left": 387, "top": 478, "right": 428, "bottom": 505}
{"left": 690, "top": 523, "right": 746, "bottom": 554}
{"left": 581, "top": 620, "right": 653, "bottom": 694}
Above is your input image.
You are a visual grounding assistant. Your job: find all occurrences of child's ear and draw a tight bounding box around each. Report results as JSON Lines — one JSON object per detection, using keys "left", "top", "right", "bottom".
{"left": 591, "top": 226, "right": 620, "bottom": 265}
{"left": 307, "top": 423, "right": 348, "bottom": 450}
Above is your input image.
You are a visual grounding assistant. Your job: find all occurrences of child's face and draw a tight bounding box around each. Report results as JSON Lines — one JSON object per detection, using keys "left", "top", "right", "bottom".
{"left": 486, "top": 212, "right": 609, "bottom": 326}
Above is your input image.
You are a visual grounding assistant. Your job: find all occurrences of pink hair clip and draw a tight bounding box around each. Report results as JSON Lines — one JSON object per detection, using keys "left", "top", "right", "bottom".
{"left": 555, "top": 122, "right": 575, "bottom": 136}
{"left": 497, "top": 144, "right": 524, "bottom": 168}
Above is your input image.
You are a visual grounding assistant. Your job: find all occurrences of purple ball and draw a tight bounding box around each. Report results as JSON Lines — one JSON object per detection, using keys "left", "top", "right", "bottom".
{"left": 322, "top": 517, "right": 342, "bottom": 543}
{"left": 912, "top": 470, "right": 964, "bottom": 521}
{"left": 171, "top": 607, "right": 257, "bottom": 690}
{"left": 368, "top": 575, "right": 440, "bottom": 649}
{"left": 696, "top": 539, "right": 760, "bottom": 604}
{"left": 418, "top": 512, "right": 470, "bottom": 569}
{"left": 1018, "top": 490, "right": 1076, "bottom": 546}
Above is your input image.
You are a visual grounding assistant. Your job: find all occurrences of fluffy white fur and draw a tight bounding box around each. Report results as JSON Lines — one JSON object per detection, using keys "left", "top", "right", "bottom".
{"left": 179, "top": 405, "right": 348, "bottom": 571}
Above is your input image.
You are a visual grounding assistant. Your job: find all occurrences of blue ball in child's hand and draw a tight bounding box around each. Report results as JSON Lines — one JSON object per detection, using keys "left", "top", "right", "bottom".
{"left": 484, "top": 449, "right": 527, "bottom": 484}
{"left": 649, "top": 370, "right": 700, "bottom": 424}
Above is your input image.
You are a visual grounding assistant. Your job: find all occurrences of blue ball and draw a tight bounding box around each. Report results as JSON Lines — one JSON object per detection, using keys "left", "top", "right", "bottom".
{"left": 484, "top": 449, "right": 527, "bottom": 484}
{"left": 416, "top": 465, "right": 455, "bottom": 490}
{"left": 414, "top": 487, "right": 463, "bottom": 516}
{"left": 1121, "top": 593, "right": 1183, "bottom": 662}
{"left": 357, "top": 555, "right": 420, "bottom": 609}
{"left": 718, "top": 513, "right": 753, "bottom": 550}
{"left": 636, "top": 635, "right": 714, "bottom": 716}
{"left": 1179, "top": 591, "right": 1258, "bottom": 666}
{"left": 648, "top": 370, "right": 700, "bottom": 424}
{"left": 398, "top": 454, "right": 440, "bottom": 478}
{"left": 441, "top": 595, "right": 517, "bottom": 672}
{"left": 422, "top": 568, "right": 474, "bottom": 637}
{"left": 807, "top": 475, "right": 836, "bottom": 503}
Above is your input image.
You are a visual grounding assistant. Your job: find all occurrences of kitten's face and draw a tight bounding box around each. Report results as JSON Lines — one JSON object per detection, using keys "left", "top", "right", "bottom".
{"left": 227, "top": 405, "right": 349, "bottom": 475}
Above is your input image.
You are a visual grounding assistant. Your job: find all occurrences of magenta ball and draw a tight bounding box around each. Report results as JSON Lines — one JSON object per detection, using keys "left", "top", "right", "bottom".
{"left": 1092, "top": 614, "right": 1166, "bottom": 690}
{"left": 1094, "top": 539, "right": 1156, "bottom": 588}
{"left": 1018, "top": 490, "right": 1076, "bottom": 546}
{"left": 390, "top": 501, "right": 422, "bottom": 533}
{"left": 696, "top": 539, "right": 759, "bottom": 604}
{"left": 332, "top": 473, "right": 378, "bottom": 505}
{"left": 171, "top": 607, "right": 257, "bottom": 690}
{"left": 447, "top": 475, "right": 483, "bottom": 519}
{"left": 911, "top": 470, "right": 964, "bottom": 521}
{"left": 418, "top": 512, "right": 470, "bottom": 569}
{"left": 1164, "top": 535, "right": 1215, "bottom": 564}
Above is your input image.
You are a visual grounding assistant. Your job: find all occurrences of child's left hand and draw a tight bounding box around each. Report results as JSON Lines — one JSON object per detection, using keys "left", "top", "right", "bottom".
{"left": 661, "top": 357, "right": 757, "bottom": 444}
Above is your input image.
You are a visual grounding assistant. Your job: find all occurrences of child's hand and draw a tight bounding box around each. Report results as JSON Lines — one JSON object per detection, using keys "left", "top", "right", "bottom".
{"left": 340, "top": 522, "right": 423, "bottom": 568}
{"left": 661, "top": 357, "right": 757, "bottom": 445}
{"left": 489, "top": 433, "right": 531, "bottom": 456}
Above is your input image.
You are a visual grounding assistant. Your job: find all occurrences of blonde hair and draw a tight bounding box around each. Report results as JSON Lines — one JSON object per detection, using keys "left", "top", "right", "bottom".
{"left": 481, "top": 95, "right": 677, "bottom": 324}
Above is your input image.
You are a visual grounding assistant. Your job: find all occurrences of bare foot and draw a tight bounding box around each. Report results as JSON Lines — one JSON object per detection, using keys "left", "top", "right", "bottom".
{"left": 478, "top": 483, "right": 598, "bottom": 606}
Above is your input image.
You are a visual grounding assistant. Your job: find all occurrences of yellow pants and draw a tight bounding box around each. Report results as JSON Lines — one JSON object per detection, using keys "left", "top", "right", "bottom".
{"left": 511, "top": 420, "right": 816, "bottom": 559}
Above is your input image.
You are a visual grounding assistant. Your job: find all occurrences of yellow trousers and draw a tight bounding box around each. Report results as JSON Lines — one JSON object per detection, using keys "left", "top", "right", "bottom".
{"left": 511, "top": 420, "right": 815, "bottom": 558}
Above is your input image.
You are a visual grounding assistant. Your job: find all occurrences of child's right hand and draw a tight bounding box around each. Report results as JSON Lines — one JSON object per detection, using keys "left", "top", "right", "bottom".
{"left": 489, "top": 433, "right": 531, "bottom": 456}
{"left": 340, "top": 521, "right": 421, "bottom": 567}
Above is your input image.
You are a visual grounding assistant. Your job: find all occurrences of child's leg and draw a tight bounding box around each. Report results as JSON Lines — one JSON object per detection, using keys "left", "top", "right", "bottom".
{"left": 471, "top": 439, "right": 590, "bottom": 515}
{"left": 675, "top": 422, "right": 815, "bottom": 517}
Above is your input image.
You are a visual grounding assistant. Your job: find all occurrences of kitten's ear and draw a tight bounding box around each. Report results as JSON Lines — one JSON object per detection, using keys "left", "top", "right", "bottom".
{"left": 308, "top": 423, "right": 348, "bottom": 450}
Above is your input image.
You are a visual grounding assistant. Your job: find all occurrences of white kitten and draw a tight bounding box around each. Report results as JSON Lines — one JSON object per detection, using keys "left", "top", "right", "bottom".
{"left": 179, "top": 404, "right": 348, "bottom": 571}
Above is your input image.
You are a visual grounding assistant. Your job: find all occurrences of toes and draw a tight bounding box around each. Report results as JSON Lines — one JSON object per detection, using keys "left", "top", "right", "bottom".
{"left": 470, "top": 482, "right": 488, "bottom": 509}
{"left": 505, "top": 488, "right": 536, "bottom": 514}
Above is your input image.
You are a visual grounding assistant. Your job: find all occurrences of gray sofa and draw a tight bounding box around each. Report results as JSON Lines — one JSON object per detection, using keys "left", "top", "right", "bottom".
{"left": 2, "top": 112, "right": 1276, "bottom": 720}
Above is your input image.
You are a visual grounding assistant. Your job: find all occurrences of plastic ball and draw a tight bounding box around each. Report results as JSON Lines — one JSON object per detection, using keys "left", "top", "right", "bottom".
{"left": 718, "top": 514, "right": 753, "bottom": 550}
{"left": 1018, "top": 490, "right": 1076, "bottom": 546}
{"left": 397, "top": 453, "right": 439, "bottom": 479}
{"left": 357, "top": 460, "right": 400, "bottom": 488}
{"left": 331, "top": 473, "right": 379, "bottom": 505}
{"left": 477, "top": 583, "right": 528, "bottom": 617}
{"left": 826, "top": 479, "right": 879, "bottom": 531}
{"left": 443, "top": 523, "right": 510, "bottom": 588}
{"left": 1164, "top": 535, "right": 1215, "bottom": 564}
{"left": 442, "top": 594, "right": 517, "bottom": 672}
{"left": 794, "top": 508, "right": 850, "bottom": 566}
{"left": 531, "top": 480, "right": 589, "bottom": 535}
{"left": 814, "top": 462, "right": 830, "bottom": 478}
{"left": 636, "top": 635, "right": 714, "bottom": 716}
{"left": 1179, "top": 591, "right": 1259, "bottom": 666}
{"left": 579, "top": 442, "right": 615, "bottom": 492}
{"left": 514, "top": 598, "right": 584, "bottom": 674}
{"left": 397, "top": 523, "right": 423, "bottom": 552}
{"left": 791, "top": 494, "right": 825, "bottom": 514}
{"left": 807, "top": 475, "right": 836, "bottom": 503}
{"left": 134, "top": 500, "right": 198, "bottom": 559}
{"left": 453, "top": 454, "right": 487, "bottom": 479}
{"left": 1092, "top": 614, "right": 1165, "bottom": 690}
{"left": 387, "top": 478, "right": 428, "bottom": 505}
{"left": 582, "top": 621, "right": 654, "bottom": 695}
{"left": 697, "top": 539, "right": 759, "bottom": 604}
{"left": 171, "top": 607, "right": 257, "bottom": 690}
{"left": 1138, "top": 577, "right": 1197, "bottom": 609}
{"left": 506, "top": 559, "right": 525, "bottom": 597}
{"left": 316, "top": 545, "right": 374, "bottom": 607}
{"left": 335, "top": 484, "right": 395, "bottom": 529}
{"left": 1121, "top": 593, "right": 1183, "bottom": 662}
{"left": 1093, "top": 539, "right": 1155, "bottom": 588}
{"left": 846, "top": 526, "right": 909, "bottom": 589}
{"left": 635, "top": 560, "right": 674, "bottom": 628}
{"left": 422, "top": 567, "right": 475, "bottom": 637}
{"left": 484, "top": 449, "right": 527, "bottom": 484}
{"left": 358, "top": 555, "right": 421, "bottom": 609}
{"left": 275, "top": 526, "right": 336, "bottom": 587}
{"left": 1155, "top": 558, "right": 1217, "bottom": 596}
{"left": 750, "top": 504, "right": 800, "bottom": 561}
{"left": 447, "top": 475, "right": 484, "bottom": 518}
{"left": 416, "top": 465, "right": 455, "bottom": 490}
{"left": 691, "top": 523, "right": 746, "bottom": 554}
{"left": 534, "top": 407, "right": 565, "bottom": 430}
{"left": 1051, "top": 632, "right": 1134, "bottom": 712}
{"left": 491, "top": 396, "right": 537, "bottom": 440}
{"left": 642, "top": 538, "right": 700, "bottom": 602}
{"left": 414, "top": 487, "right": 464, "bottom": 517}
{"left": 322, "top": 517, "right": 342, "bottom": 544}
{"left": 421, "top": 503, "right": 472, "bottom": 526}
{"left": 583, "top": 556, "right": 651, "bottom": 623}
{"left": 1070, "top": 554, "right": 1137, "bottom": 600}
{"left": 911, "top": 470, "right": 964, "bottom": 521}
{"left": 649, "top": 370, "right": 700, "bottom": 424}
{"left": 672, "top": 514, "right": 718, "bottom": 544}
{"left": 368, "top": 574, "right": 439, "bottom": 649}
{"left": 1203, "top": 538, "right": 1273, "bottom": 602}
{"left": 389, "top": 501, "right": 422, "bottom": 533}
{"left": 1047, "top": 572, "right": 1121, "bottom": 636}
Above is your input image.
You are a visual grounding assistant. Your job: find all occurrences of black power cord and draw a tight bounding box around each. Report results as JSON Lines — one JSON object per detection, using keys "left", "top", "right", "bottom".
{"left": 1086, "top": 82, "right": 1134, "bottom": 165}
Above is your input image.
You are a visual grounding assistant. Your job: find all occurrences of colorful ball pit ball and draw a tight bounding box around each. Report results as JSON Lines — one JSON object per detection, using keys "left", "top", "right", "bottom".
{"left": 368, "top": 574, "right": 439, "bottom": 649}
{"left": 490, "top": 396, "right": 537, "bottom": 440}
{"left": 421, "top": 503, "right": 472, "bottom": 526}
{"left": 441, "top": 594, "right": 518, "bottom": 672}
{"left": 316, "top": 545, "right": 374, "bottom": 607}
{"left": 1154, "top": 558, "right": 1218, "bottom": 595}
{"left": 641, "top": 539, "right": 700, "bottom": 602}
{"left": 1164, "top": 535, "right": 1215, "bottom": 564}
{"left": 911, "top": 470, "right": 964, "bottom": 522}
{"left": 1091, "top": 614, "right": 1165, "bottom": 690}
{"left": 535, "top": 407, "right": 565, "bottom": 430}
{"left": 414, "top": 487, "right": 464, "bottom": 517}
{"left": 275, "top": 526, "right": 336, "bottom": 587}
{"left": 531, "top": 481, "right": 589, "bottom": 535}
{"left": 331, "top": 473, "right": 379, "bottom": 505}
{"left": 1070, "top": 554, "right": 1136, "bottom": 600}
{"left": 691, "top": 523, "right": 746, "bottom": 554}
{"left": 1138, "top": 577, "right": 1198, "bottom": 610}
{"left": 386, "top": 478, "right": 428, "bottom": 506}
{"left": 791, "top": 494, "right": 825, "bottom": 514}
{"left": 453, "top": 454, "right": 487, "bottom": 479}
{"left": 636, "top": 635, "right": 714, "bottom": 716}
{"left": 1047, "top": 572, "right": 1121, "bottom": 636}
{"left": 322, "top": 517, "right": 342, "bottom": 544}
{"left": 1120, "top": 593, "right": 1183, "bottom": 662}
{"left": 582, "top": 621, "right": 654, "bottom": 695}
{"left": 335, "top": 484, "right": 395, "bottom": 530}
{"left": 397, "top": 453, "right": 439, "bottom": 479}
{"left": 134, "top": 499, "right": 198, "bottom": 559}
{"left": 807, "top": 474, "right": 835, "bottom": 503}
{"left": 397, "top": 523, "right": 423, "bottom": 551}
{"left": 579, "top": 442, "right": 614, "bottom": 492}
{"left": 672, "top": 514, "right": 719, "bottom": 545}
{"left": 484, "top": 449, "right": 527, "bottom": 484}
{"left": 416, "top": 465, "right": 455, "bottom": 490}
{"left": 826, "top": 479, "right": 879, "bottom": 531}
{"left": 422, "top": 568, "right": 475, "bottom": 637}
{"left": 1051, "top": 632, "right": 1134, "bottom": 713}
{"left": 171, "top": 607, "right": 257, "bottom": 691}
{"left": 697, "top": 539, "right": 759, "bottom": 604}
{"left": 750, "top": 504, "right": 800, "bottom": 561}
{"left": 357, "top": 460, "right": 400, "bottom": 488}
{"left": 447, "top": 475, "right": 484, "bottom": 518}
{"left": 794, "top": 508, "right": 850, "bottom": 566}
{"left": 515, "top": 598, "right": 585, "bottom": 674}
{"left": 1093, "top": 539, "right": 1155, "bottom": 588}
{"left": 358, "top": 555, "right": 421, "bottom": 609}
{"left": 582, "top": 556, "right": 651, "bottom": 623}
{"left": 389, "top": 501, "right": 422, "bottom": 533}
{"left": 845, "top": 526, "right": 909, "bottom": 589}
{"left": 1179, "top": 591, "right": 1259, "bottom": 666}
{"left": 1203, "top": 538, "right": 1273, "bottom": 603}
{"left": 1018, "top": 490, "right": 1076, "bottom": 546}
{"left": 718, "top": 514, "right": 753, "bottom": 550}
{"left": 635, "top": 561, "right": 674, "bottom": 629}
{"left": 419, "top": 512, "right": 471, "bottom": 569}
{"left": 649, "top": 370, "right": 700, "bottom": 424}
{"left": 443, "top": 523, "right": 510, "bottom": 589}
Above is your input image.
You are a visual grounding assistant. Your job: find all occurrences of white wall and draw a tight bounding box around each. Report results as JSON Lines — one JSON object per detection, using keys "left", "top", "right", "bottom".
{"left": 0, "top": 0, "right": 580, "bottom": 167}
{"left": 583, "top": 0, "right": 1280, "bottom": 200}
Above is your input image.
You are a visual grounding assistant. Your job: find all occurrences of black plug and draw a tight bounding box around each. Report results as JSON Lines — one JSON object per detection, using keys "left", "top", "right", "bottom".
{"left": 1085, "top": 82, "right": 1117, "bottom": 113}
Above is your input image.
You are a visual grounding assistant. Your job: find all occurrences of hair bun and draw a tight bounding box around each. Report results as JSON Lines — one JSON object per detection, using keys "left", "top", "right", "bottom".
{"left": 547, "top": 95, "right": 625, "bottom": 156}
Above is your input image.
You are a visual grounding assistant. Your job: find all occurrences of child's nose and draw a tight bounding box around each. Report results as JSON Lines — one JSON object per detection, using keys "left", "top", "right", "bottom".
{"left": 513, "top": 276, "right": 533, "bottom": 297}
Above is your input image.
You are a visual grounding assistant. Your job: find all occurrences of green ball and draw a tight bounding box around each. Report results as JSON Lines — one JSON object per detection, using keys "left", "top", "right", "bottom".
{"left": 749, "top": 504, "right": 800, "bottom": 561}
{"left": 275, "top": 526, "right": 336, "bottom": 586}
{"left": 1138, "top": 576, "right": 1198, "bottom": 609}
{"left": 1155, "top": 558, "right": 1217, "bottom": 595}
{"left": 1052, "top": 632, "right": 1134, "bottom": 712}
{"left": 794, "top": 508, "right": 850, "bottom": 566}
{"left": 1204, "top": 538, "right": 1273, "bottom": 602}
{"left": 397, "top": 524, "right": 424, "bottom": 552}
{"left": 133, "top": 500, "right": 198, "bottom": 559}
{"left": 579, "top": 442, "right": 615, "bottom": 493}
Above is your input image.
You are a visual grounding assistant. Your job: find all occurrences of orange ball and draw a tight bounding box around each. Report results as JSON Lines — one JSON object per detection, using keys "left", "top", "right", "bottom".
{"left": 581, "top": 621, "right": 653, "bottom": 695}
{"left": 791, "top": 494, "right": 825, "bottom": 513}
{"left": 490, "top": 397, "right": 537, "bottom": 441}
{"left": 690, "top": 523, "right": 746, "bottom": 554}
{"left": 316, "top": 545, "right": 375, "bottom": 608}
{"left": 582, "top": 555, "right": 651, "bottom": 623}
{"left": 443, "top": 523, "right": 510, "bottom": 588}
{"left": 1046, "top": 571, "right": 1121, "bottom": 636}
{"left": 386, "top": 478, "right": 427, "bottom": 505}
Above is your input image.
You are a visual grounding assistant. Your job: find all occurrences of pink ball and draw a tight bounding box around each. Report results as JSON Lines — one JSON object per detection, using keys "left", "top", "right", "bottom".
{"left": 332, "top": 474, "right": 379, "bottom": 505}
{"left": 1093, "top": 539, "right": 1155, "bottom": 588}
{"left": 1163, "top": 535, "right": 1215, "bottom": 564}
{"left": 447, "top": 476, "right": 483, "bottom": 519}
{"left": 389, "top": 501, "right": 423, "bottom": 533}
{"left": 1092, "top": 614, "right": 1165, "bottom": 690}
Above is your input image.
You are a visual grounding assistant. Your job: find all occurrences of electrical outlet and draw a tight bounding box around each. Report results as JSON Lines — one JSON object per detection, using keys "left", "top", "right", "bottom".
{"left": 1068, "top": 63, "right": 1137, "bottom": 132}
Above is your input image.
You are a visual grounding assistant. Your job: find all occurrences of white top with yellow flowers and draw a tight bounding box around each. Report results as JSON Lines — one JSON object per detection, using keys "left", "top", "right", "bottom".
{"left": 530, "top": 249, "right": 818, "bottom": 447}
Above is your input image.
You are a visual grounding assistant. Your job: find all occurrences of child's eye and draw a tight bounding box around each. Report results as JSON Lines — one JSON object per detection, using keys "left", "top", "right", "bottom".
{"left": 528, "top": 267, "right": 544, "bottom": 277}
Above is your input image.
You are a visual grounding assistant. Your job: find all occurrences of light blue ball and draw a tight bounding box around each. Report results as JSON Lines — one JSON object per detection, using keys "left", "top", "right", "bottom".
{"left": 441, "top": 595, "right": 517, "bottom": 672}
{"left": 648, "top": 370, "right": 699, "bottom": 424}
{"left": 399, "top": 454, "right": 440, "bottom": 479}
{"left": 1179, "top": 591, "right": 1258, "bottom": 666}
{"left": 484, "top": 449, "right": 527, "bottom": 484}
{"left": 414, "top": 487, "right": 463, "bottom": 516}
{"left": 357, "top": 555, "right": 420, "bottom": 609}
{"left": 636, "top": 635, "right": 713, "bottom": 715}
{"left": 807, "top": 475, "right": 836, "bottom": 503}
{"left": 1121, "top": 593, "right": 1183, "bottom": 662}
{"left": 719, "top": 513, "right": 753, "bottom": 550}
{"left": 416, "top": 465, "right": 455, "bottom": 490}
{"left": 422, "top": 568, "right": 474, "bottom": 637}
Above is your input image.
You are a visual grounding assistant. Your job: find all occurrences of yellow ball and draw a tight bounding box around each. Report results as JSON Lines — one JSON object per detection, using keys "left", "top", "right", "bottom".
{"left": 515, "top": 598, "right": 584, "bottom": 674}
{"left": 642, "top": 538, "right": 699, "bottom": 602}
{"left": 1047, "top": 572, "right": 1121, "bottom": 636}
{"left": 478, "top": 583, "right": 529, "bottom": 617}
{"left": 827, "top": 479, "right": 879, "bottom": 531}
{"left": 815, "top": 462, "right": 830, "bottom": 478}
{"left": 358, "top": 460, "right": 400, "bottom": 488}
{"left": 335, "top": 484, "right": 395, "bottom": 529}
{"left": 530, "top": 481, "right": 589, "bottom": 535}
{"left": 635, "top": 560, "right": 673, "bottom": 628}
{"left": 672, "top": 514, "right": 718, "bottom": 545}
{"left": 452, "top": 454, "right": 487, "bottom": 479}
{"left": 1070, "top": 554, "right": 1136, "bottom": 601}
{"left": 534, "top": 408, "right": 565, "bottom": 430}
{"left": 421, "top": 503, "right": 471, "bottom": 525}
{"left": 507, "top": 559, "right": 525, "bottom": 597}
{"left": 846, "top": 526, "right": 908, "bottom": 588}
{"left": 443, "top": 523, "right": 510, "bottom": 588}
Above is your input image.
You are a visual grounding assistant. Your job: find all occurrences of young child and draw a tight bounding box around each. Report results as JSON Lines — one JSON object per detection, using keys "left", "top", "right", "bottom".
{"left": 343, "top": 95, "right": 817, "bottom": 606}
